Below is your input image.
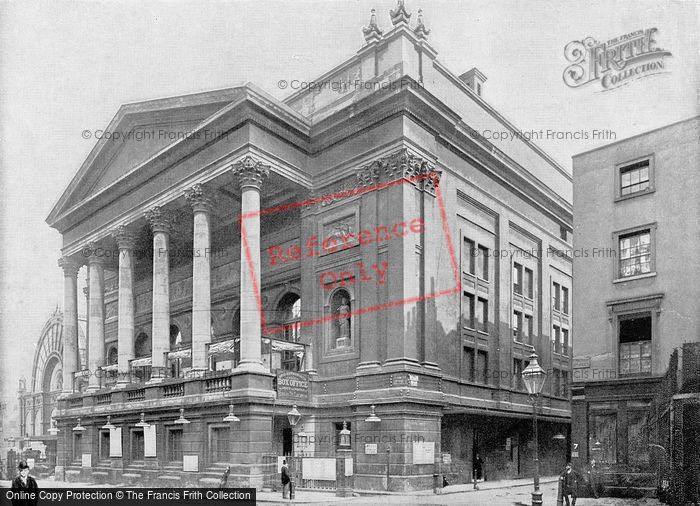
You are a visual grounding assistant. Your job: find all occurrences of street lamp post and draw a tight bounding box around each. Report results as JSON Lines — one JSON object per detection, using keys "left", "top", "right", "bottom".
{"left": 286, "top": 405, "right": 301, "bottom": 501}
{"left": 521, "top": 350, "right": 547, "bottom": 506}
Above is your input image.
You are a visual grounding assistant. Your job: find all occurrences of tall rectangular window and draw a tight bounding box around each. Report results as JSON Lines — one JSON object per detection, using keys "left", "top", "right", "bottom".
{"left": 553, "top": 282, "right": 561, "bottom": 311}
{"left": 513, "top": 311, "right": 522, "bottom": 340}
{"left": 513, "top": 263, "right": 522, "bottom": 295}
{"left": 464, "top": 347, "right": 475, "bottom": 382}
{"left": 620, "top": 159, "right": 650, "bottom": 196}
{"left": 210, "top": 426, "right": 230, "bottom": 464}
{"left": 477, "top": 245, "right": 489, "bottom": 280}
{"left": 73, "top": 433, "right": 83, "bottom": 462}
{"left": 464, "top": 238, "right": 476, "bottom": 274}
{"left": 167, "top": 429, "right": 183, "bottom": 462}
{"left": 524, "top": 314, "right": 533, "bottom": 345}
{"left": 464, "top": 292, "right": 475, "bottom": 329}
{"left": 619, "top": 314, "right": 652, "bottom": 375}
{"left": 619, "top": 230, "right": 651, "bottom": 277}
{"left": 562, "top": 286, "right": 569, "bottom": 314}
{"left": 524, "top": 268, "right": 534, "bottom": 299}
{"left": 477, "top": 298, "right": 488, "bottom": 332}
{"left": 562, "top": 328, "right": 569, "bottom": 355}
{"left": 99, "top": 430, "right": 110, "bottom": 462}
{"left": 513, "top": 359, "right": 524, "bottom": 391}
{"left": 477, "top": 350, "right": 488, "bottom": 384}
{"left": 553, "top": 325, "right": 561, "bottom": 354}
{"left": 553, "top": 369, "right": 561, "bottom": 397}
{"left": 131, "top": 430, "right": 144, "bottom": 462}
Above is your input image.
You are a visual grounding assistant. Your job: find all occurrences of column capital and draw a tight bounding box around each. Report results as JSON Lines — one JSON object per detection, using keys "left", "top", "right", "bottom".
{"left": 184, "top": 183, "right": 213, "bottom": 213}
{"left": 57, "top": 257, "right": 80, "bottom": 277}
{"left": 85, "top": 242, "right": 105, "bottom": 265}
{"left": 112, "top": 225, "right": 136, "bottom": 250}
{"left": 231, "top": 156, "right": 270, "bottom": 191}
{"left": 145, "top": 206, "right": 173, "bottom": 234}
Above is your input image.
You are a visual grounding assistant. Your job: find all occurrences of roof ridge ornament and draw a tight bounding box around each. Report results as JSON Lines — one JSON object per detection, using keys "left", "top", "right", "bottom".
{"left": 390, "top": 0, "right": 411, "bottom": 26}
{"left": 414, "top": 8, "right": 430, "bottom": 39}
{"left": 362, "top": 8, "right": 383, "bottom": 43}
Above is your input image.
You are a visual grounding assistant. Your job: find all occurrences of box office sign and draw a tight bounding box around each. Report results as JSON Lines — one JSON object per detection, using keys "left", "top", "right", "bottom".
{"left": 276, "top": 370, "right": 310, "bottom": 401}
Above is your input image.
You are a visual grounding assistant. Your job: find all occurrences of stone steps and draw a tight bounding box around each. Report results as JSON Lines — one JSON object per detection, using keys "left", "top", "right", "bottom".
{"left": 198, "top": 477, "right": 221, "bottom": 487}
{"left": 122, "top": 473, "right": 143, "bottom": 486}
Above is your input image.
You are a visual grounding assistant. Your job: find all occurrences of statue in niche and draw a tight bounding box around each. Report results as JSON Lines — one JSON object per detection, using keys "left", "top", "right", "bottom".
{"left": 335, "top": 295, "right": 351, "bottom": 348}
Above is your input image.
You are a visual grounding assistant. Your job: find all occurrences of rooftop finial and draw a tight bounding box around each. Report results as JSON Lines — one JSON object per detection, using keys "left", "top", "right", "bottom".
{"left": 413, "top": 8, "right": 430, "bottom": 39}
{"left": 390, "top": 0, "right": 411, "bottom": 26}
{"left": 362, "top": 8, "right": 383, "bottom": 43}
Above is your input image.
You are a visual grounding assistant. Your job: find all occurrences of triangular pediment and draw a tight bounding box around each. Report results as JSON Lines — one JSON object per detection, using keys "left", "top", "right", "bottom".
{"left": 49, "top": 88, "right": 244, "bottom": 221}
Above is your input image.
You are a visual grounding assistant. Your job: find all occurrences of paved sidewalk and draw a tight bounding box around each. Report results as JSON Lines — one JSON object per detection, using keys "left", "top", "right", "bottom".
{"left": 256, "top": 475, "right": 560, "bottom": 504}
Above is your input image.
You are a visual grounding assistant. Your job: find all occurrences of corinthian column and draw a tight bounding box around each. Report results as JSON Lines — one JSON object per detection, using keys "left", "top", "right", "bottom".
{"left": 145, "top": 206, "right": 171, "bottom": 382}
{"left": 112, "top": 226, "right": 136, "bottom": 387}
{"left": 231, "top": 156, "right": 269, "bottom": 372}
{"left": 58, "top": 257, "right": 80, "bottom": 397}
{"left": 86, "top": 245, "right": 105, "bottom": 392}
{"left": 185, "top": 184, "right": 212, "bottom": 374}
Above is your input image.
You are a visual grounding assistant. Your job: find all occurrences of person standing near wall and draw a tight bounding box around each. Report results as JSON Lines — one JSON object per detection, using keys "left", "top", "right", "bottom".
{"left": 11, "top": 461, "right": 38, "bottom": 506}
{"left": 281, "top": 459, "right": 291, "bottom": 499}
{"left": 560, "top": 462, "right": 580, "bottom": 506}
{"left": 587, "top": 458, "right": 599, "bottom": 498}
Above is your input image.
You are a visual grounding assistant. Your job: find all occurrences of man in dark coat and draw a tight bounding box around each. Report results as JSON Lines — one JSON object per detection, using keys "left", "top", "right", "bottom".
{"left": 10, "top": 461, "right": 38, "bottom": 506}
{"left": 474, "top": 453, "right": 484, "bottom": 481}
{"left": 560, "top": 462, "right": 579, "bottom": 506}
{"left": 586, "top": 458, "right": 600, "bottom": 498}
{"left": 281, "top": 459, "right": 291, "bottom": 499}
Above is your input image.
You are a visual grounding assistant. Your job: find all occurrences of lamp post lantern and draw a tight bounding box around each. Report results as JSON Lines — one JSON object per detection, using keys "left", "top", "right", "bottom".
{"left": 286, "top": 405, "right": 302, "bottom": 500}
{"left": 521, "top": 350, "right": 547, "bottom": 506}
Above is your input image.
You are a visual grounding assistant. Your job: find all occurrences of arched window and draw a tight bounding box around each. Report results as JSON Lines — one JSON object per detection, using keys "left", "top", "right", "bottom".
{"left": 277, "top": 293, "right": 301, "bottom": 370}
{"left": 107, "top": 347, "right": 118, "bottom": 365}
{"left": 278, "top": 293, "right": 301, "bottom": 343}
{"left": 170, "top": 325, "right": 182, "bottom": 349}
{"left": 135, "top": 332, "right": 150, "bottom": 358}
{"left": 331, "top": 289, "right": 352, "bottom": 348}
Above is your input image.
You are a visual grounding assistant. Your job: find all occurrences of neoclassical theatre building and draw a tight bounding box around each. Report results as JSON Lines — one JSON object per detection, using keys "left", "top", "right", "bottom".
{"left": 47, "top": 2, "right": 572, "bottom": 490}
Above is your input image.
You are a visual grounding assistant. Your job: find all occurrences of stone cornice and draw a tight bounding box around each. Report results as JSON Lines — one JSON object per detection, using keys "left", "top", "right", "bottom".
{"left": 52, "top": 80, "right": 571, "bottom": 255}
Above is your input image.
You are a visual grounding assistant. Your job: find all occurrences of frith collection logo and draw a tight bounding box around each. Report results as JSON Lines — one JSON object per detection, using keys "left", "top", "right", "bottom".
{"left": 563, "top": 28, "right": 672, "bottom": 91}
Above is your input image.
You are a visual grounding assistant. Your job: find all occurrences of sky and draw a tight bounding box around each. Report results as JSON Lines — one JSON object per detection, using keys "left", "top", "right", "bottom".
{"left": 0, "top": 0, "right": 698, "bottom": 431}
